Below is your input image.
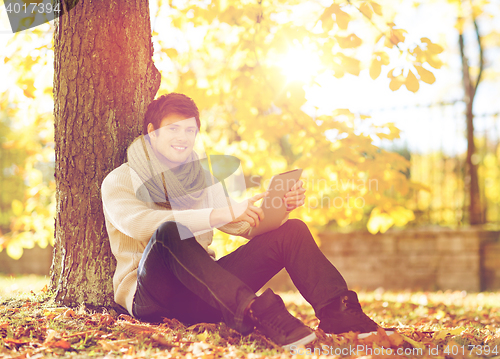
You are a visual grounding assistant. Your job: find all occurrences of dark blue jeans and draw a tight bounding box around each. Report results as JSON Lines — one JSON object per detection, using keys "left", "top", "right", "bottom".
{"left": 132, "top": 219, "right": 348, "bottom": 334}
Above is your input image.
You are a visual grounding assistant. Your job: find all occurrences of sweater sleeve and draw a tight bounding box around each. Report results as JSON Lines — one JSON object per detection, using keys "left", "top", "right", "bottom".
{"left": 101, "top": 165, "right": 214, "bottom": 243}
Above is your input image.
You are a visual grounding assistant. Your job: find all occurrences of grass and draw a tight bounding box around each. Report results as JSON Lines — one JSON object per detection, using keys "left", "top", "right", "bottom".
{"left": 1, "top": 274, "right": 500, "bottom": 358}
{"left": 0, "top": 274, "right": 49, "bottom": 301}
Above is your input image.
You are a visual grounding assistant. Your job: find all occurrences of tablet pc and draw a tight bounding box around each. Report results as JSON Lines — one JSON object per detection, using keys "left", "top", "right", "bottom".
{"left": 248, "top": 168, "right": 303, "bottom": 237}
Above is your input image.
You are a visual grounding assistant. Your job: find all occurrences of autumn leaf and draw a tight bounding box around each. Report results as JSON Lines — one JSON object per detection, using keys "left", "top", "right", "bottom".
{"left": 443, "top": 339, "right": 467, "bottom": 359}
{"left": 434, "top": 327, "right": 466, "bottom": 341}
{"left": 388, "top": 331, "right": 405, "bottom": 346}
{"left": 421, "top": 37, "right": 444, "bottom": 54}
{"left": 415, "top": 65, "right": 436, "bottom": 84}
{"left": 162, "top": 48, "right": 178, "bottom": 58}
{"left": 400, "top": 333, "right": 426, "bottom": 350}
{"left": 405, "top": 70, "right": 419, "bottom": 92}
{"left": 335, "top": 34, "right": 362, "bottom": 49}
{"left": 321, "top": 4, "right": 351, "bottom": 31}
{"left": 369, "top": 60, "right": 382, "bottom": 79}
{"left": 388, "top": 68, "right": 405, "bottom": 91}
{"left": 371, "top": 1, "right": 383, "bottom": 16}
{"left": 367, "top": 207, "right": 394, "bottom": 234}
{"left": 359, "top": 2, "right": 373, "bottom": 19}
{"left": 49, "top": 339, "right": 72, "bottom": 350}
{"left": 359, "top": 1, "right": 383, "bottom": 19}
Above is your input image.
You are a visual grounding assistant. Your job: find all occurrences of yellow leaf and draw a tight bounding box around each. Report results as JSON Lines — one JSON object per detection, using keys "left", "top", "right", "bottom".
{"left": 367, "top": 210, "right": 394, "bottom": 234}
{"left": 6, "top": 244, "right": 23, "bottom": 260}
{"left": 405, "top": 70, "right": 419, "bottom": 92}
{"left": 335, "top": 34, "right": 362, "bottom": 48}
{"left": 376, "top": 122, "right": 401, "bottom": 140}
{"left": 384, "top": 36, "right": 395, "bottom": 49}
{"left": 163, "top": 48, "right": 178, "bottom": 58}
{"left": 332, "top": 109, "right": 354, "bottom": 118}
{"left": 400, "top": 334, "right": 426, "bottom": 350}
{"left": 415, "top": 65, "right": 436, "bottom": 84}
{"left": 331, "top": 61, "right": 345, "bottom": 78}
{"left": 385, "top": 26, "right": 407, "bottom": 48}
{"left": 320, "top": 5, "right": 334, "bottom": 31}
{"left": 172, "top": 17, "right": 185, "bottom": 28}
{"left": 427, "top": 54, "right": 443, "bottom": 69}
{"left": 369, "top": 60, "right": 381, "bottom": 79}
{"left": 388, "top": 331, "right": 404, "bottom": 346}
{"left": 388, "top": 69, "right": 405, "bottom": 91}
{"left": 434, "top": 327, "right": 466, "bottom": 341}
{"left": 421, "top": 37, "right": 444, "bottom": 54}
{"left": 389, "top": 206, "right": 414, "bottom": 226}
{"left": 219, "top": 6, "right": 244, "bottom": 25}
{"left": 339, "top": 54, "right": 360, "bottom": 76}
{"left": 374, "top": 51, "right": 390, "bottom": 65}
{"left": 444, "top": 340, "right": 466, "bottom": 359}
{"left": 331, "top": 4, "right": 351, "bottom": 30}
{"left": 12, "top": 199, "right": 24, "bottom": 216}
{"left": 393, "top": 28, "right": 407, "bottom": 44}
{"left": 455, "top": 17, "right": 466, "bottom": 34}
{"left": 370, "top": 1, "right": 383, "bottom": 16}
{"left": 197, "top": 330, "right": 208, "bottom": 342}
{"left": 359, "top": 2, "right": 372, "bottom": 19}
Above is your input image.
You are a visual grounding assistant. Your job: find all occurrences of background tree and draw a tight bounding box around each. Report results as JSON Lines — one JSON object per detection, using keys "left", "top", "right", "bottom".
{"left": 457, "top": 1, "right": 485, "bottom": 225}
{"left": 50, "top": 0, "right": 160, "bottom": 306}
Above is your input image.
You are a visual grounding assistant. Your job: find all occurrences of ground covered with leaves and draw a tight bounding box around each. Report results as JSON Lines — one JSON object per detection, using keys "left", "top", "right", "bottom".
{"left": 1, "top": 283, "right": 500, "bottom": 358}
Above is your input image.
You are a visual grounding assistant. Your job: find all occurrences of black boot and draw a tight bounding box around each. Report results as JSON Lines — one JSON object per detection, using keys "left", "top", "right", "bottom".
{"left": 317, "top": 290, "right": 379, "bottom": 334}
{"left": 246, "top": 288, "right": 316, "bottom": 349}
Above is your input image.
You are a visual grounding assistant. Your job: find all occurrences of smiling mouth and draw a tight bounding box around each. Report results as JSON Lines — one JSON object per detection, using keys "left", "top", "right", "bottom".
{"left": 171, "top": 145, "right": 187, "bottom": 152}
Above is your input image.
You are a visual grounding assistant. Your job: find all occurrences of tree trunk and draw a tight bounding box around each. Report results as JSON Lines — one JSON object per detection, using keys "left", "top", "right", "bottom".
{"left": 51, "top": 0, "right": 160, "bottom": 306}
{"left": 458, "top": 17, "right": 484, "bottom": 225}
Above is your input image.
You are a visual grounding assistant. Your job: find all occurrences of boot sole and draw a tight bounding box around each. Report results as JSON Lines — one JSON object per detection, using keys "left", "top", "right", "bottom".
{"left": 357, "top": 330, "right": 396, "bottom": 339}
{"left": 282, "top": 332, "right": 317, "bottom": 350}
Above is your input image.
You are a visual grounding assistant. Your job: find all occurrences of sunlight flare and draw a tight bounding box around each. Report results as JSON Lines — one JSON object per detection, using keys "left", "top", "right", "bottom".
{"left": 276, "top": 46, "right": 322, "bottom": 83}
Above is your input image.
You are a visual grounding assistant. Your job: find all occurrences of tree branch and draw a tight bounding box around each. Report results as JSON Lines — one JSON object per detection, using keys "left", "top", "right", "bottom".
{"left": 472, "top": 18, "right": 484, "bottom": 100}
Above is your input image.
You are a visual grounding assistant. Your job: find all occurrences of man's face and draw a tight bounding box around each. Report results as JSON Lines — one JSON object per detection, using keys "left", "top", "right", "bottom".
{"left": 147, "top": 113, "right": 198, "bottom": 168}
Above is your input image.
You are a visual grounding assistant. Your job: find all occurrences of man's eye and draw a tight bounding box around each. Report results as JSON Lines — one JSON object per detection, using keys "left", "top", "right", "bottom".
{"left": 168, "top": 127, "right": 177, "bottom": 131}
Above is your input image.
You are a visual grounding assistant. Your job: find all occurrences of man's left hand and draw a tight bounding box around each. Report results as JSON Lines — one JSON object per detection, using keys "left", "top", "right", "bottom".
{"left": 284, "top": 180, "right": 306, "bottom": 211}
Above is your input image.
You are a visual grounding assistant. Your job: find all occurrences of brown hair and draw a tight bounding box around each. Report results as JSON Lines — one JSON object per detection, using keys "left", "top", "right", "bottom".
{"left": 143, "top": 93, "right": 200, "bottom": 135}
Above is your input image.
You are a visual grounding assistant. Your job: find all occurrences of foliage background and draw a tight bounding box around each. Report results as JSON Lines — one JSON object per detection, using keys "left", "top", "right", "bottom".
{"left": 1, "top": 0, "right": 499, "bottom": 258}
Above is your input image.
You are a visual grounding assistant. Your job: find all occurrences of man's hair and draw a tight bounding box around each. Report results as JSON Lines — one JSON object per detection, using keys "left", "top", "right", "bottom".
{"left": 143, "top": 93, "right": 200, "bottom": 135}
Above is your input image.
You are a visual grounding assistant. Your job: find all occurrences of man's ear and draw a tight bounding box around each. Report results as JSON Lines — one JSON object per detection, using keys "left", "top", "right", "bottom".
{"left": 147, "top": 123, "right": 155, "bottom": 136}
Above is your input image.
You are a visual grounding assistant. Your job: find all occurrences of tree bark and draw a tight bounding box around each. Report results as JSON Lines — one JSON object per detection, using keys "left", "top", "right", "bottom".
{"left": 51, "top": 0, "right": 160, "bottom": 306}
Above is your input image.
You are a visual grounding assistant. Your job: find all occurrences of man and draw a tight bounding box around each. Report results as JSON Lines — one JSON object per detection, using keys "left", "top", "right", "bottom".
{"left": 101, "top": 92, "right": 380, "bottom": 349}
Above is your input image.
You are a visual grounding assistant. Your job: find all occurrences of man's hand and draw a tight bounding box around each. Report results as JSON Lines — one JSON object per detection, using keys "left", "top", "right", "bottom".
{"left": 283, "top": 180, "right": 306, "bottom": 211}
{"left": 231, "top": 192, "right": 268, "bottom": 227}
{"left": 210, "top": 192, "right": 268, "bottom": 228}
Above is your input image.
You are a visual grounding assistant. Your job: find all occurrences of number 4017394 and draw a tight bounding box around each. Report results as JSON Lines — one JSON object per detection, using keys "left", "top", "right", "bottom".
{"left": 445, "top": 345, "right": 498, "bottom": 356}
{"left": 5, "top": 2, "right": 61, "bottom": 14}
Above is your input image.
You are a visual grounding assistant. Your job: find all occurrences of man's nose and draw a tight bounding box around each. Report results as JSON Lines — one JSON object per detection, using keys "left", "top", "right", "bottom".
{"left": 176, "top": 130, "right": 189, "bottom": 141}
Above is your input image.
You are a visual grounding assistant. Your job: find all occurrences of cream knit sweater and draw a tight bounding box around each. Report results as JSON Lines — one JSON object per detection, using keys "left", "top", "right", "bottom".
{"left": 102, "top": 163, "right": 289, "bottom": 315}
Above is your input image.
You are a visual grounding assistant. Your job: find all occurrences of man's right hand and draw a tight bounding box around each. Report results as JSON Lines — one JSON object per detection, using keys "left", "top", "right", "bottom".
{"left": 210, "top": 192, "right": 268, "bottom": 228}
{"left": 231, "top": 192, "right": 268, "bottom": 227}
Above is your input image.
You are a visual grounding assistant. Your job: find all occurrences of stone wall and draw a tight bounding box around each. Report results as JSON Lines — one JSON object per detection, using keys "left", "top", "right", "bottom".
{"left": 267, "top": 226, "right": 500, "bottom": 292}
{"left": 0, "top": 245, "right": 53, "bottom": 275}
{"left": 482, "top": 236, "right": 500, "bottom": 290}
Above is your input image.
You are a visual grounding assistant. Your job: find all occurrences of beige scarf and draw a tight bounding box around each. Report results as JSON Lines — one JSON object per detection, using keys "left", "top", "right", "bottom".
{"left": 127, "top": 135, "right": 207, "bottom": 210}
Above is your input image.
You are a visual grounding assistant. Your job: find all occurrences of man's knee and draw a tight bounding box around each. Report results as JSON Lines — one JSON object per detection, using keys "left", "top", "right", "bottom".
{"left": 156, "top": 221, "right": 194, "bottom": 245}
{"left": 283, "top": 218, "right": 309, "bottom": 233}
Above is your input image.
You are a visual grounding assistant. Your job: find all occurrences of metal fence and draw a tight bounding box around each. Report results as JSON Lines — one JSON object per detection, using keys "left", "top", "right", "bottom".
{"left": 369, "top": 100, "right": 500, "bottom": 227}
